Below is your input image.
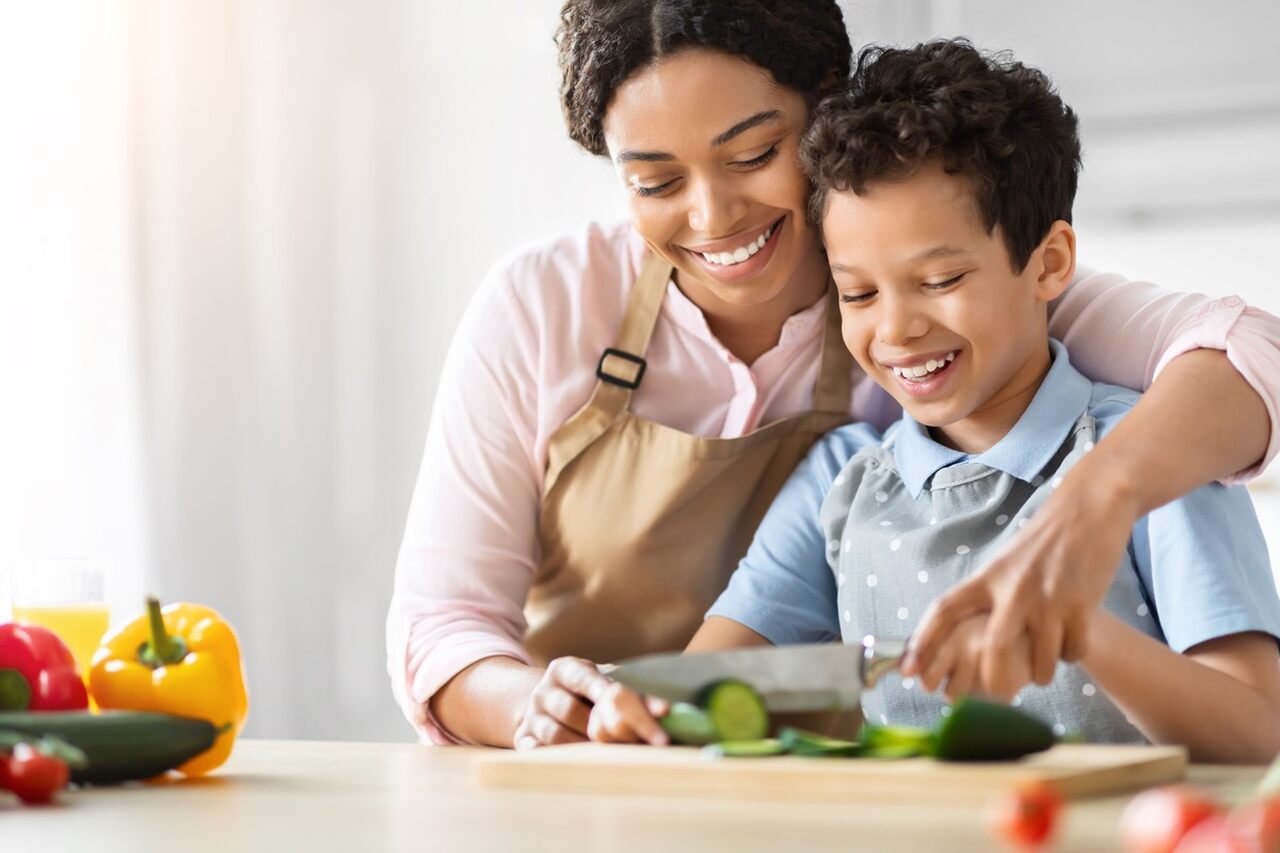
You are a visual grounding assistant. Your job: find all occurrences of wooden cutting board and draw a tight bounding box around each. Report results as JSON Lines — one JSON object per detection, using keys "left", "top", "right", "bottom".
{"left": 474, "top": 743, "right": 1187, "bottom": 805}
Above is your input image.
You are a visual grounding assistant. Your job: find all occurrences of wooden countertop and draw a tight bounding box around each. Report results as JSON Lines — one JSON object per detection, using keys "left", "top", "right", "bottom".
{"left": 1, "top": 739, "right": 1267, "bottom": 851}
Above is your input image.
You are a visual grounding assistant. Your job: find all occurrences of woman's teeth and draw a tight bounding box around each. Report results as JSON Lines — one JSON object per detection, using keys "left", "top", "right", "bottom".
{"left": 891, "top": 351, "right": 956, "bottom": 381}
{"left": 700, "top": 225, "right": 774, "bottom": 266}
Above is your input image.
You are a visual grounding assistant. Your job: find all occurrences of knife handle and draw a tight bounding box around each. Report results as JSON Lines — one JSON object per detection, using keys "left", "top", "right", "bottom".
{"left": 860, "top": 635, "right": 907, "bottom": 688}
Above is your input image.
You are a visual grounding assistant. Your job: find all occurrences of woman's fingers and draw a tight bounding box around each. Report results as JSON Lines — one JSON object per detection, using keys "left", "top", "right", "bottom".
{"left": 533, "top": 683, "right": 593, "bottom": 735}
{"left": 546, "top": 656, "right": 614, "bottom": 704}
{"left": 588, "top": 683, "right": 669, "bottom": 745}
{"left": 917, "top": 629, "right": 959, "bottom": 694}
{"left": 904, "top": 580, "right": 989, "bottom": 677}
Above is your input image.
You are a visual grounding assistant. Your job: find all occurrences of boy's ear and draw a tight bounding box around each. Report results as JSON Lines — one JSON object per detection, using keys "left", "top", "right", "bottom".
{"left": 1034, "top": 221, "right": 1076, "bottom": 302}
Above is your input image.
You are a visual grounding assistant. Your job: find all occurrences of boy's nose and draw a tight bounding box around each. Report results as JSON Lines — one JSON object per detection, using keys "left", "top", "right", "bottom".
{"left": 876, "top": 299, "right": 930, "bottom": 345}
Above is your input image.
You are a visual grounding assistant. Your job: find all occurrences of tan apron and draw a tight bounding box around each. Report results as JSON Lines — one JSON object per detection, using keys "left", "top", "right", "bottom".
{"left": 526, "top": 253, "right": 854, "bottom": 666}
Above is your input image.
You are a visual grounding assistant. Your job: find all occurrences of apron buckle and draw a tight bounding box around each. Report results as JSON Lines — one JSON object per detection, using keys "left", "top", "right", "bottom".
{"left": 596, "top": 348, "right": 647, "bottom": 389}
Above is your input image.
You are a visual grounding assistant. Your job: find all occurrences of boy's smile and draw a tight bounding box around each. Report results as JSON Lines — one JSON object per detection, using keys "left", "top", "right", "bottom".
{"left": 823, "top": 160, "right": 1075, "bottom": 453}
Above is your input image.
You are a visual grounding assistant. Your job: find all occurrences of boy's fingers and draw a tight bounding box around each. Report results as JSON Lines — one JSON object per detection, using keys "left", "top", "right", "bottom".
{"left": 528, "top": 713, "right": 588, "bottom": 747}
{"left": 905, "top": 582, "right": 988, "bottom": 675}
{"left": 609, "top": 685, "right": 668, "bottom": 745}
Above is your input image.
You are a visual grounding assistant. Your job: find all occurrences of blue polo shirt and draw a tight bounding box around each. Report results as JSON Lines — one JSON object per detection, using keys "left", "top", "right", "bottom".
{"left": 708, "top": 340, "right": 1280, "bottom": 719}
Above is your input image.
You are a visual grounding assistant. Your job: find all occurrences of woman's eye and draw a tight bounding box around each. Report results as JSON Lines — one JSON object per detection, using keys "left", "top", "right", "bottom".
{"left": 839, "top": 291, "right": 875, "bottom": 304}
{"left": 633, "top": 179, "right": 677, "bottom": 198}
{"left": 925, "top": 273, "right": 965, "bottom": 290}
{"left": 733, "top": 144, "right": 779, "bottom": 169}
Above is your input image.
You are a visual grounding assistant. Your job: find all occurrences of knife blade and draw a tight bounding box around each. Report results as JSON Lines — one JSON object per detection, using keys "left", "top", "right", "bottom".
{"left": 604, "top": 635, "right": 906, "bottom": 713}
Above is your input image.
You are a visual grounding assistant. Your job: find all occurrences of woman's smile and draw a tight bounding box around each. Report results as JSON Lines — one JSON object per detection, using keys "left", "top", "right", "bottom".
{"left": 681, "top": 215, "right": 786, "bottom": 284}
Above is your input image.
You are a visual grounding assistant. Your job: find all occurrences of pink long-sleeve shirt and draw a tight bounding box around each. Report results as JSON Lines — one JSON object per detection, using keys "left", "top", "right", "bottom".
{"left": 386, "top": 220, "right": 1280, "bottom": 744}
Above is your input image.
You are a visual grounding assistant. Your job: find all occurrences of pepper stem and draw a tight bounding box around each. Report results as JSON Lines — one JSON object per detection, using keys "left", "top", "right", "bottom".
{"left": 0, "top": 668, "right": 32, "bottom": 711}
{"left": 139, "top": 596, "right": 188, "bottom": 668}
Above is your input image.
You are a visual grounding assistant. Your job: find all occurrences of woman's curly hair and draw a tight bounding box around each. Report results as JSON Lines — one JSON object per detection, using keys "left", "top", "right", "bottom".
{"left": 801, "top": 39, "right": 1081, "bottom": 272}
{"left": 556, "top": 0, "right": 852, "bottom": 156}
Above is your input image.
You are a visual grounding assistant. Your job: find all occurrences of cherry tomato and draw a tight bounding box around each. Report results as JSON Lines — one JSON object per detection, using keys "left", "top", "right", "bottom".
{"left": 1121, "top": 786, "right": 1223, "bottom": 853}
{"left": 3, "top": 742, "right": 70, "bottom": 805}
{"left": 1172, "top": 815, "right": 1234, "bottom": 853}
{"left": 987, "top": 780, "right": 1063, "bottom": 849}
{"left": 1227, "top": 797, "right": 1280, "bottom": 853}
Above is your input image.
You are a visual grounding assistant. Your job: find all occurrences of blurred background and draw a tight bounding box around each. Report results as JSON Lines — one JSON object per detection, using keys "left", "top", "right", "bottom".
{"left": 1, "top": 0, "right": 1277, "bottom": 742}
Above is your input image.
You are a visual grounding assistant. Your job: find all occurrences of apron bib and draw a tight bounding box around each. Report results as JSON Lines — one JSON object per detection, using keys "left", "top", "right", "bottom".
{"left": 526, "top": 253, "right": 854, "bottom": 665}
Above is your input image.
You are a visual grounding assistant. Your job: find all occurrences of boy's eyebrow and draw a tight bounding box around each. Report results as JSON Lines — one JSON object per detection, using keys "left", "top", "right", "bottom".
{"left": 830, "top": 246, "right": 971, "bottom": 274}
{"left": 911, "top": 245, "right": 970, "bottom": 262}
{"left": 615, "top": 110, "right": 782, "bottom": 164}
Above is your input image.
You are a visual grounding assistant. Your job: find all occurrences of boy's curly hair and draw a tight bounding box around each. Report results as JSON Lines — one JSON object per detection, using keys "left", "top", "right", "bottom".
{"left": 801, "top": 39, "right": 1081, "bottom": 272}
{"left": 556, "top": 0, "right": 852, "bottom": 157}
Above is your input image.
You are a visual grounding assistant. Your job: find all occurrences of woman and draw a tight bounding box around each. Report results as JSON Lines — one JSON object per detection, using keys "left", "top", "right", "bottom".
{"left": 386, "top": 0, "right": 1278, "bottom": 749}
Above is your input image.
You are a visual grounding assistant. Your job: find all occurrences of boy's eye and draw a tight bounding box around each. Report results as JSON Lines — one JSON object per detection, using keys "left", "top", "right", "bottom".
{"left": 839, "top": 291, "right": 876, "bottom": 304}
{"left": 732, "top": 144, "right": 779, "bottom": 169}
{"left": 924, "top": 273, "right": 966, "bottom": 290}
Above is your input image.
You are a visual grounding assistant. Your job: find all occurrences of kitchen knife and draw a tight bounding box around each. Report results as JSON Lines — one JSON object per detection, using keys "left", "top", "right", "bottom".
{"left": 603, "top": 635, "right": 906, "bottom": 713}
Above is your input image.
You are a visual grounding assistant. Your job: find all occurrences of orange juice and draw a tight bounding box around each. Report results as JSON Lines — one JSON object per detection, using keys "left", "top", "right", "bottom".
{"left": 12, "top": 603, "right": 111, "bottom": 672}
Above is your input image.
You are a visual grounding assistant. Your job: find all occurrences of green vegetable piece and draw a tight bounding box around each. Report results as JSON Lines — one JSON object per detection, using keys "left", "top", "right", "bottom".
{"left": 660, "top": 702, "right": 719, "bottom": 746}
{"left": 856, "top": 722, "right": 936, "bottom": 758}
{"left": 932, "top": 697, "right": 1055, "bottom": 762}
{"left": 702, "top": 738, "right": 786, "bottom": 758}
{"left": 696, "top": 679, "right": 769, "bottom": 743}
{"left": 778, "top": 727, "right": 863, "bottom": 757}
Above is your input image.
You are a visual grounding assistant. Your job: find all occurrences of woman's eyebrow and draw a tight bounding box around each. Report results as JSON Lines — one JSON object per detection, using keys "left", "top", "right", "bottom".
{"left": 712, "top": 109, "right": 781, "bottom": 146}
{"left": 615, "top": 110, "right": 784, "bottom": 163}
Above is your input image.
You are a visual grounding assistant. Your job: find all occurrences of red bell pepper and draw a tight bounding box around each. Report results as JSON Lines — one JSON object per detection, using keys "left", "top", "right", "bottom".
{"left": 0, "top": 623, "right": 89, "bottom": 711}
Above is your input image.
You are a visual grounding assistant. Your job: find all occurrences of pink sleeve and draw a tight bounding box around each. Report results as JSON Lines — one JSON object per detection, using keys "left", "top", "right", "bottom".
{"left": 385, "top": 262, "right": 539, "bottom": 744}
{"left": 1048, "top": 267, "right": 1280, "bottom": 483}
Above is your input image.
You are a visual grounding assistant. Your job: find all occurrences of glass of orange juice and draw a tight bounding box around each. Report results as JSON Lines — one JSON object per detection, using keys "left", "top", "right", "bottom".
{"left": 9, "top": 557, "right": 111, "bottom": 677}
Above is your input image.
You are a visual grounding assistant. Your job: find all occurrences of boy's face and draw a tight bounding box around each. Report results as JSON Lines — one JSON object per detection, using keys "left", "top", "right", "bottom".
{"left": 823, "top": 161, "right": 1064, "bottom": 441}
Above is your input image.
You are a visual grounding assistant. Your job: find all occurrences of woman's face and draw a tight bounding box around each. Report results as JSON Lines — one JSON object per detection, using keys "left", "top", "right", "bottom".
{"left": 602, "top": 49, "right": 828, "bottom": 317}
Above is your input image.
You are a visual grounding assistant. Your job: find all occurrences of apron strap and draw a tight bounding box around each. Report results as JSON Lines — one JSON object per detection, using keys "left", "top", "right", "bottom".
{"left": 811, "top": 287, "right": 854, "bottom": 415}
{"left": 544, "top": 253, "right": 672, "bottom": 495}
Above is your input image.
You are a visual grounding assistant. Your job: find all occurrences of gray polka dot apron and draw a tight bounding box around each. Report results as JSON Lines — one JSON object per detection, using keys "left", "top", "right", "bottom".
{"left": 821, "top": 413, "right": 1160, "bottom": 743}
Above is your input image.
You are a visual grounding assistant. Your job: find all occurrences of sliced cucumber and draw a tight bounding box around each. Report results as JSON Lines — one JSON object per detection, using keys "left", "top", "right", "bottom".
{"left": 702, "top": 738, "right": 786, "bottom": 758}
{"left": 660, "top": 702, "right": 719, "bottom": 746}
{"left": 696, "top": 679, "right": 769, "bottom": 742}
{"left": 932, "top": 697, "right": 1055, "bottom": 761}
{"left": 778, "top": 727, "right": 863, "bottom": 757}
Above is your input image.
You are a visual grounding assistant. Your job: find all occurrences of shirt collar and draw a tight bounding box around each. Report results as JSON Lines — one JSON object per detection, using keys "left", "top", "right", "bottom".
{"left": 893, "top": 339, "right": 1093, "bottom": 497}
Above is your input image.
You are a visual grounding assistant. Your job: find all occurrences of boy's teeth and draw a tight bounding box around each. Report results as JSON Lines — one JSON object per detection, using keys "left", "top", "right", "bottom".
{"left": 701, "top": 225, "right": 773, "bottom": 266}
{"left": 892, "top": 351, "right": 957, "bottom": 381}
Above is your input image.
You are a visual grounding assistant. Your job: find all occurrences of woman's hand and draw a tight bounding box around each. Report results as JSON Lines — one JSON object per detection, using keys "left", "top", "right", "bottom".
{"left": 512, "top": 656, "right": 669, "bottom": 750}
{"left": 903, "top": 455, "right": 1139, "bottom": 698}
{"left": 915, "top": 613, "right": 1033, "bottom": 703}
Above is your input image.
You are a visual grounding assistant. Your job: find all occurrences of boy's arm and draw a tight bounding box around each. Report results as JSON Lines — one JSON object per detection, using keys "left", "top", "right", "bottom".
{"left": 686, "top": 616, "right": 772, "bottom": 653}
{"left": 1081, "top": 614, "right": 1280, "bottom": 763}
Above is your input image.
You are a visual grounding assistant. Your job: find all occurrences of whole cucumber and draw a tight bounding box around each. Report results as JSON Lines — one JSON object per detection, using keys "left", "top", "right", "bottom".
{"left": 0, "top": 710, "right": 220, "bottom": 784}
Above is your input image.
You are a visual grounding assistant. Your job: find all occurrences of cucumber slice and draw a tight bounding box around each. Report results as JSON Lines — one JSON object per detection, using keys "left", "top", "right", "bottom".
{"left": 696, "top": 679, "right": 769, "bottom": 742}
{"left": 858, "top": 722, "right": 936, "bottom": 758}
{"left": 778, "top": 727, "right": 863, "bottom": 757}
{"left": 932, "top": 697, "right": 1055, "bottom": 761}
{"left": 660, "top": 702, "right": 719, "bottom": 745}
{"left": 702, "top": 738, "right": 785, "bottom": 758}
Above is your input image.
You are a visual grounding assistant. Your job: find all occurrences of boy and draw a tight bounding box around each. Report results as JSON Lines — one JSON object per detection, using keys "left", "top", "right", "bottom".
{"left": 595, "top": 40, "right": 1280, "bottom": 761}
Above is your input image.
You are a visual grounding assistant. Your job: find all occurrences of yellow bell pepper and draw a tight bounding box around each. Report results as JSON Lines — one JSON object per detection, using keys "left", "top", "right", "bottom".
{"left": 89, "top": 598, "right": 248, "bottom": 776}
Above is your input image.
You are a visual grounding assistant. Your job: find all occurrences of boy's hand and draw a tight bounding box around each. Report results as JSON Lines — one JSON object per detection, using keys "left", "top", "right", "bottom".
{"left": 903, "top": 461, "right": 1135, "bottom": 698}
{"left": 512, "top": 656, "right": 669, "bottom": 750}
{"left": 915, "top": 613, "right": 1033, "bottom": 704}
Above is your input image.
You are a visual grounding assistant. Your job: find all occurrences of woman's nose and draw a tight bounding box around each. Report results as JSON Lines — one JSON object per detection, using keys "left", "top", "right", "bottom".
{"left": 686, "top": 176, "right": 747, "bottom": 237}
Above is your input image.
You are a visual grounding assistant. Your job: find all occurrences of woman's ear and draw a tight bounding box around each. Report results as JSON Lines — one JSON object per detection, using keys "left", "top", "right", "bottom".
{"left": 1034, "top": 221, "right": 1076, "bottom": 302}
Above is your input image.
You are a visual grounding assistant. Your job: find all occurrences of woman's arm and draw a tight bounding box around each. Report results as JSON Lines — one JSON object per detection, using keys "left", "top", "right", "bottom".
{"left": 386, "top": 264, "right": 544, "bottom": 746}
{"left": 1081, "top": 615, "right": 1280, "bottom": 764}
{"left": 905, "top": 275, "right": 1278, "bottom": 692}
